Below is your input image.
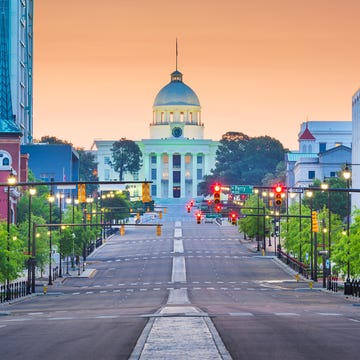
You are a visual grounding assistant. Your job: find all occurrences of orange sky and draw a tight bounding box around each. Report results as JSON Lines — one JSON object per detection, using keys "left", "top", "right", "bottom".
{"left": 33, "top": 0, "right": 360, "bottom": 150}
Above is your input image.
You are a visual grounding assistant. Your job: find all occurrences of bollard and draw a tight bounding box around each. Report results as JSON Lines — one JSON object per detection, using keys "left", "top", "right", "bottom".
{"left": 295, "top": 274, "right": 300, "bottom": 282}
{"left": 261, "top": 249, "right": 265, "bottom": 256}
{"left": 309, "top": 281, "right": 313, "bottom": 289}
{"left": 43, "top": 285, "right": 48, "bottom": 295}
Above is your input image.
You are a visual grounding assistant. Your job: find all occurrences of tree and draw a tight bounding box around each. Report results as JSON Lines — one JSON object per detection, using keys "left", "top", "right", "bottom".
{"left": 34, "top": 135, "right": 72, "bottom": 145}
{"left": 301, "top": 178, "right": 348, "bottom": 219}
{"left": 110, "top": 138, "right": 142, "bottom": 181}
{"left": 198, "top": 132, "right": 285, "bottom": 196}
{"left": 77, "top": 148, "right": 98, "bottom": 194}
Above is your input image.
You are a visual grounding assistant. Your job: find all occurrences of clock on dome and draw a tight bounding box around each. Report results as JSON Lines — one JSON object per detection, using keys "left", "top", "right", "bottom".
{"left": 172, "top": 127, "right": 183, "bottom": 138}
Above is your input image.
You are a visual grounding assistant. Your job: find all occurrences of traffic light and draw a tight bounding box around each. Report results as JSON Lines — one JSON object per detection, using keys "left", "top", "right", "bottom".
{"left": 196, "top": 212, "right": 202, "bottom": 224}
{"left": 216, "top": 204, "right": 221, "bottom": 213}
{"left": 142, "top": 183, "right": 151, "bottom": 203}
{"left": 274, "top": 183, "right": 285, "bottom": 207}
{"left": 230, "top": 212, "right": 237, "bottom": 225}
{"left": 312, "top": 211, "right": 319, "bottom": 232}
{"left": 187, "top": 204, "right": 191, "bottom": 213}
{"left": 78, "top": 184, "right": 86, "bottom": 203}
{"left": 156, "top": 224, "right": 162, "bottom": 236}
{"left": 213, "top": 183, "right": 221, "bottom": 204}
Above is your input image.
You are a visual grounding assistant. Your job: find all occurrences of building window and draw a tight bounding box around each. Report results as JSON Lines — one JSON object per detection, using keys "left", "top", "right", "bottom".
{"left": 104, "top": 156, "right": 110, "bottom": 165}
{"left": 133, "top": 172, "right": 139, "bottom": 181}
{"left": 197, "top": 169, "right": 203, "bottom": 180}
{"left": 173, "top": 154, "right": 181, "bottom": 167}
{"left": 163, "top": 154, "right": 168, "bottom": 164}
{"left": 335, "top": 142, "right": 342, "bottom": 147}
{"left": 197, "top": 155, "right": 203, "bottom": 164}
{"left": 185, "top": 155, "right": 191, "bottom": 164}
{"left": 151, "top": 184, "right": 156, "bottom": 196}
{"left": 308, "top": 171, "right": 315, "bottom": 180}
{"left": 330, "top": 172, "right": 336, "bottom": 177}
{"left": 151, "top": 155, "right": 157, "bottom": 164}
{"left": 180, "top": 112, "right": 184, "bottom": 122}
{"left": 170, "top": 112, "right": 174, "bottom": 122}
{"left": 151, "top": 168, "right": 157, "bottom": 180}
{"left": 319, "top": 143, "right": 326, "bottom": 152}
{"left": 104, "top": 169, "right": 110, "bottom": 180}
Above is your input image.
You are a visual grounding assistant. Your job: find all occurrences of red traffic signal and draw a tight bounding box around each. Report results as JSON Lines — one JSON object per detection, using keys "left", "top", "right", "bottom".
{"left": 196, "top": 212, "right": 202, "bottom": 224}
{"left": 213, "top": 183, "right": 221, "bottom": 204}
{"left": 230, "top": 212, "right": 237, "bottom": 225}
{"left": 216, "top": 204, "right": 221, "bottom": 213}
{"left": 187, "top": 205, "right": 191, "bottom": 213}
{"left": 274, "top": 183, "right": 285, "bottom": 207}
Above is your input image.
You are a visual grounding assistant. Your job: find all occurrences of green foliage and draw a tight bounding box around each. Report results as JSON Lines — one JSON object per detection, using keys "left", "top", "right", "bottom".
{"left": 238, "top": 194, "right": 270, "bottom": 240}
{"left": 199, "top": 132, "right": 285, "bottom": 195}
{"left": 302, "top": 178, "right": 348, "bottom": 219}
{"left": 0, "top": 223, "right": 25, "bottom": 283}
{"left": 77, "top": 148, "right": 98, "bottom": 194}
{"left": 110, "top": 138, "right": 143, "bottom": 181}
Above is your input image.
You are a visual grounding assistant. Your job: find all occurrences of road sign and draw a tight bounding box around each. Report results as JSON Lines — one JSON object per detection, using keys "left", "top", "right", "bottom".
{"left": 230, "top": 185, "right": 253, "bottom": 195}
{"left": 206, "top": 214, "right": 220, "bottom": 218}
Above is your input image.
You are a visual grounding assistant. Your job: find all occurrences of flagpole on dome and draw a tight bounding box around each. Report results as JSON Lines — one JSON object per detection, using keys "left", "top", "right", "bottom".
{"left": 176, "top": 38, "right": 178, "bottom": 71}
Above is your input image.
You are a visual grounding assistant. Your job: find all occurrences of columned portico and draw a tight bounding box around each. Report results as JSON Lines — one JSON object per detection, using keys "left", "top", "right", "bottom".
{"left": 168, "top": 153, "right": 173, "bottom": 199}
{"left": 180, "top": 153, "right": 186, "bottom": 198}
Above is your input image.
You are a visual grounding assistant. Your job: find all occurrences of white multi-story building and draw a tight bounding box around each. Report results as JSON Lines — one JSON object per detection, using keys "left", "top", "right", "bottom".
{"left": 93, "top": 68, "right": 218, "bottom": 200}
{"left": 286, "top": 121, "right": 352, "bottom": 188}
{"left": 352, "top": 89, "right": 360, "bottom": 210}
{"left": 1, "top": 0, "right": 33, "bottom": 144}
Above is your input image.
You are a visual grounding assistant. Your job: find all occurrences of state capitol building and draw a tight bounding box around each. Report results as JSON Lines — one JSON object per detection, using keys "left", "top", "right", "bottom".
{"left": 93, "top": 67, "right": 218, "bottom": 200}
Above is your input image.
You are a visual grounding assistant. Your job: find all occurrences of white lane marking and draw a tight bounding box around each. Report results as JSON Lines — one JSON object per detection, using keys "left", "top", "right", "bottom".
{"left": 229, "top": 312, "right": 254, "bottom": 316}
{"left": 171, "top": 256, "right": 186, "bottom": 283}
{"left": 175, "top": 221, "right": 181, "bottom": 228}
{"left": 349, "top": 318, "right": 360, "bottom": 323}
{"left": 274, "top": 313, "right": 300, "bottom": 316}
{"left": 173, "top": 239, "right": 184, "bottom": 253}
{"left": 174, "top": 228, "right": 182, "bottom": 238}
{"left": 72, "top": 292, "right": 80, "bottom": 295}
{"left": 317, "top": 313, "right": 342, "bottom": 316}
{"left": 48, "top": 317, "right": 75, "bottom": 321}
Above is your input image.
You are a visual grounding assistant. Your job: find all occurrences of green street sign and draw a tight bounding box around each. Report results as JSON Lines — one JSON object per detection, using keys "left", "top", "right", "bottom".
{"left": 230, "top": 185, "right": 253, "bottom": 195}
{"left": 206, "top": 214, "right": 220, "bottom": 218}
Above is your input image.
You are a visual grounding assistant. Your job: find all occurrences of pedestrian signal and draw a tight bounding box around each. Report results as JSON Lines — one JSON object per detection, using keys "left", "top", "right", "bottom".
{"left": 196, "top": 212, "right": 202, "bottom": 224}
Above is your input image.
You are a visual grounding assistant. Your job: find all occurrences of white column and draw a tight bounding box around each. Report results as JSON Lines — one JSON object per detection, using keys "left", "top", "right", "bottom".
{"left": 156, "top": 153, "right": 162, "bottom": 198}
{"left": 192, "top": 154, "right": 197, "bottom": 198}
{"left": 180, "top": 154, "right": 186, "bottom": 198}
{"left": 168, "top": 153, "right": 173, "bottom": 198}
{"left": 143, "top": 153, "right": 150, "bottom": 181}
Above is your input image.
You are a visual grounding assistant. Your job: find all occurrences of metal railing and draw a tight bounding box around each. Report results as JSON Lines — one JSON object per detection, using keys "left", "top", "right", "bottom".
{"left": 0, "top": 281, "right": 27, "bottom": 303}
{"left": 277, "top": 248, "right": 310, "bottom": 278}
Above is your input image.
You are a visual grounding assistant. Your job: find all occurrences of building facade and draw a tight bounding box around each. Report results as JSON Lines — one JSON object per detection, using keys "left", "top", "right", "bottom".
{"left": 286, "top": 121, "right": 352, "bottom": 188}
{"left": 1, "top": 0, "right": 33, "bottom": 144}
{"left": 93, "top": 69, "right": 218, "bottom": 200}
{"left": 352, "top": 89, "right": 360, "bottom": 210}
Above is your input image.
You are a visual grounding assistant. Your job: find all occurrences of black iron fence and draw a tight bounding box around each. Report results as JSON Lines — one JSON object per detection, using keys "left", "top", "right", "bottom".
{"left": 344, "top": 278, "right": 360, "bottom": 297}
{"left": 277, "top": 248, "right": 310, "bottom": 278}
{"left": 0, "top": 281, "right": 27, "bottom": 303}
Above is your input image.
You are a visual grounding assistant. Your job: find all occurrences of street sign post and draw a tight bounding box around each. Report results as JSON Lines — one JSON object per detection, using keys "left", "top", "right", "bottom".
{"left": 230, "top": 185, "right": 253, "bottom": 195}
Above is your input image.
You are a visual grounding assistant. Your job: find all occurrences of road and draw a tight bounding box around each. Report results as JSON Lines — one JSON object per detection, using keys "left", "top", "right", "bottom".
{"left": 0, "top": 203, "right": 359, "bottom": 359}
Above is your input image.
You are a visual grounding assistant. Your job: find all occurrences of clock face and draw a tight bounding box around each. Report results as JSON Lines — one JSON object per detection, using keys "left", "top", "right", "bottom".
{"left": 172, "top": 127, "right": 183, "bottom": 138}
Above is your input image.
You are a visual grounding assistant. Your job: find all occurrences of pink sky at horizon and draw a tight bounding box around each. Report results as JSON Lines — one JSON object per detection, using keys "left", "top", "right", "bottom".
{"left": 33, "top": 0, "right": 360, "bottom": 150}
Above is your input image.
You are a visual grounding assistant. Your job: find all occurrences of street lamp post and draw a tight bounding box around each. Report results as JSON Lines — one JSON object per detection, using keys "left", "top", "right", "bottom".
{"left": 27, "top": 188, "right": 36, "bottom": 294}
{"left": 6, "top": 169, "right": 17, "bottom": 300}
{"left": 57, "top": 192, "right": 64, "bottom": 277}
{"left": 254, "top": 189, "right": 260, "bottom": 251}
{"left": 48, "top": 192, "right": 55, "bottom": 285}
{"left": 306, "top": 190, "right": 314, "bottom": 280}
{"left": 343, "top": 166, "right": 351, "bottom": 282}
